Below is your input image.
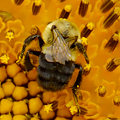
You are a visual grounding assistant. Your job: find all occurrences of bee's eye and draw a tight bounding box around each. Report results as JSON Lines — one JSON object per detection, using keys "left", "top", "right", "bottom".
{"left": 51, "top": 25, "right": 57, "bottom": 31}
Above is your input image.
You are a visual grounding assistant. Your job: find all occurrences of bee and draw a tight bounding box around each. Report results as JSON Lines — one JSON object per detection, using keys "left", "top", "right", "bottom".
{"left": 17, "top": 19, "right": 89, "bottom": 115}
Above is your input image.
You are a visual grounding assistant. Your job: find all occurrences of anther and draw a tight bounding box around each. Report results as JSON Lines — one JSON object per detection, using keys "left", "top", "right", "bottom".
{"left": 113, "top": 95, "right": 120, "bottom": 106}
{"left": 98, "top": 85, "right": 106, "bottom": 97}
{"left": 105, "top": 29, "right": 120, "bottom": 52}
{"left": 58, "top": 0, "right": 66, "bottom": 2}
{"left": 0, "top": 11, "right": 15, "bottom": 22}
{"left": 83, "top": 63, "right": 91, "bottom": 76}
{"left": 100, "top": 0, "right": 119, "bottom": 13}
{"left": 79, "top": 107, "right": 87, "bottom": 115}
{"left": 103, "top": 7, "right": 120, "bottom": 28}
{"left": 30, "top": 26, "right": 41, "bottom": 35}
{"left": 14, "top": 0, "right": 24, "bottom": 5}
{"left": 106, "top": 58, "right": 120, "bottom": 71}
{"left": 107, "top": 117, "right": 119, "bottom": 120}
{"left": 78, "top": 0, "right": 89, "bottom": 17}
{"left": 81, "top": 22, "right": 95, "bottom": 38}
{"left": 59, "top": 4, "right": 72, "bottom": 19}
{"left": 50, "top": 101, "right": 58, "bottom": 111}
{"left": 32, "top": 0, "right": 42, "bottom": 15}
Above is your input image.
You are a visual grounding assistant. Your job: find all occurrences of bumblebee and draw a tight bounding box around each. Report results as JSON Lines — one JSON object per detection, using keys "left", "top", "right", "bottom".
{"left": 17, "top": 19, "right": 89, "bottom": 115}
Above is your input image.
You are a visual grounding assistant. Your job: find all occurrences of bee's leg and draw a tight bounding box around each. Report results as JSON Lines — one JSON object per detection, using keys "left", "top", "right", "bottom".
{"left": 24, "top": 49, "right": 41, "bottom": 71}
{"left": 76, "top": 42, "right": 89, "bottom": 64}
{"left": 72, "top": 64, "right": 83, "bottom": 115}
{"left": 71, "top": 41, "right": 89, "bottom": 64}
{"left": 16, "top": 35, "right": 44, "bottom": 64}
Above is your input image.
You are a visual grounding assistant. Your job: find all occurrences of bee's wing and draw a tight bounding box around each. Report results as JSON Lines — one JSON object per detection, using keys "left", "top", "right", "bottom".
{"left": 52, "top": 30, "right": 71, "bottom": 65}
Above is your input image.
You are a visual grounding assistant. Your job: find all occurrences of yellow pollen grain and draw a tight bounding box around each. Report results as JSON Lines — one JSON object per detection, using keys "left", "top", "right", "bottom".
{"left": 84, "top": 63, "right": 91, "bottom": 71}
{"left": 44, "top": 104, "right": 53, "bottom": 113}
{"left": 113, "top": 58, "right": 120, "bottom": 65}
{"left": 64, "top": 5, "right": 72, "bottom": 12}
{"left": 0, "top": 54, "right": 10, "bottom": 64}
{"left": 87, "top": 22, "right": 95, "bottom": 30}
{"left": 111, "top": 0, "right": 119, "bottom": 3}
{"left": 82, "top": 0, "right": 89, "bottom": 4}
{"left": 5, "top": 31, "right": 14, "bottom": 41}
{"left": 113, "top": 95, "right": 120, "bottom": 104}
{"left": 81, "top": 37, "right": 88, "bottom": 46}
{"left": 114, "top": 7, "right": 120, "bottom": 16}
{"left": 69, "top": 105, "right": 78, "bottom": 115}
{"left": 34, "top": 0, "right": 42, "bottom": 6}
{"left": 66, "top": 100, "right": 75, "bottom": 108}
{"left": 113, "top": 33, "right": 120, "bottom": 41}
{"left": 98, "top": 86, "right": 106, "bottom": 95}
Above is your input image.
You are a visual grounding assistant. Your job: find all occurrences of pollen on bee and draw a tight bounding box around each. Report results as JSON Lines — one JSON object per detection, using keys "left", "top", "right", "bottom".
{"left": 98, "top": 85, "right": 106, "bottom": 97}
{"left": 105, "top": 29, "right": 120, "bottom": 52}
{"left": 14, "top": 0, "right": 24, "bottom": 5}
{"left": 81, "top": 37, "right": 88, "bottom": 50}
{"left": 100, "top": 0, "right": 119, "bottom": 13}
{"left": 103, "top": 7, "right": 120, "bottom": 28}
{"left": 106, "top": 58, "right": 120, "bottom": 71}
{"left": 81, "top": 22, "right": 95, "bottom": 38}
{"left": 59, "top": 4, "right": 72, "bottom": 19}
{"left": 83, "top": 63, "right": 91, "bottom": 76}
{"left": 78, "top": 0, "right": 89, "bottom": 17}
{"left": 113, "top": 95, "right": 120, "bottom": 106}
{"left": 32, "top": 0, "right": 42, "bottom": 15}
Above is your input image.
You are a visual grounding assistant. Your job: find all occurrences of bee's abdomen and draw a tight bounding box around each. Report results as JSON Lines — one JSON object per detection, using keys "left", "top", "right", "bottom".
{"left": 37, "top": 53, "right": 75, "bottom": 91}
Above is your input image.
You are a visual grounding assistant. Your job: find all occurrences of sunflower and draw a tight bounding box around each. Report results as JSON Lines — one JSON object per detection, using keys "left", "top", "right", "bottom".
{"left": 0, "top": 0, "right": 120, "bottom": 120}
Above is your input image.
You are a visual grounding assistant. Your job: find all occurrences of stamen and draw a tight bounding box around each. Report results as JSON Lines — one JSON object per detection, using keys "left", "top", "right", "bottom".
{"left": 106, "top": 58, "right": 120, "bottom": 71}
{"left": 100, "top": 0, "right": 119, "bottom": 13}
{"left": 14, "top": 0, "right": 24, "bottom": 5}
{"left": 113, "top": 95, "right": 120, "bottom": 106}
{"left": 5, "top": 30, "right": 14, "bottom": 42}
{"left": 83, "top": 63, "right": 91, "bottom": 76}
{"left": 59, "top": 4, "right": 72, "bottom": 19}
{"left": 105, "top": 29, "right": 120, "bottom": 52}
{"left": 30, "top": 26, "right": 41, "bottom": 35}
{"left": 0, "top": 54, "right": 10, "bottom": 64}
{"left": 81, "top": 22, "right": 95, "bottom": 38}
{"left": 103, "top": 7, "right": 120, "bottom": 28}
{"left": 50, "top": 101, "right": 58, "bottom": 111}
{"left": 32, "top": 0, "right": 42, "bottom": 15}
{"left": 98, "top": 85, "right": 106, "bottom": 97}
{"left": 78, "top": 0, "right": 89, "bottom": 17}
{"left": 69, "top": 105, "right": 78, "bottom": 115}
{"left": 0, "top": 11, "right": 15, "bottom": 22}
{"left": 44, "top": 104, "right": 53, "bottom": 113}
{"left": 107, "top": 117, "right": 119, "bottom": 120}
{"left": 104, "top": 118, "right": 114, "bottom": 120}
{"left": 58, "top": 0, "right": 66, "bottom": 2}
{"left": 80, "top": 107, "right": 87, "bottom": 115}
